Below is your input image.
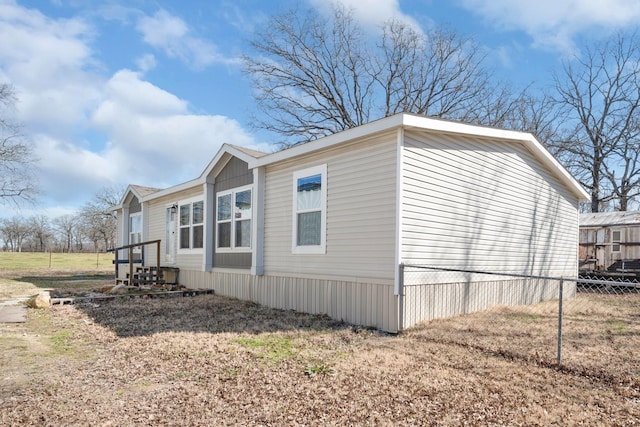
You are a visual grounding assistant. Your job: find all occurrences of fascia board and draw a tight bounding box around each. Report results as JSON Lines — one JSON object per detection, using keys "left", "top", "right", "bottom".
{"left": 249, "top": 114, "right": 405, "bottom": 168}
{"left": 138, "top": 144, "right": 262, "bottom": 204}
{"left": 250, "top": 112, "right": 589, "bottom": 202}
{"left": 112, "top": 184, "right": 145, "bottom": 211}
{"left": 519, "top": 135, "right": 590, "bottom": 201}
{"left": 200, "top": 143, "right": 261, "bottom": 178}
{"left": 139, "top": 178, "right": 203, "bottom": 203}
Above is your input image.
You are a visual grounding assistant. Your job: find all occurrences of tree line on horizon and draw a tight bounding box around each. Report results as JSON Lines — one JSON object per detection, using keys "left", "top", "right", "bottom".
{"left": 0, "top": 187, "right": 120, "bottom": 253}
{"left": 2, "top": 4, "right": 640, "bottom": 223}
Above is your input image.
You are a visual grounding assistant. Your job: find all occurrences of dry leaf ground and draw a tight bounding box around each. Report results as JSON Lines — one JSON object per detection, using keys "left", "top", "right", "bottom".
{"left": 1, "top": 289, "right": 638, "bottom": 426}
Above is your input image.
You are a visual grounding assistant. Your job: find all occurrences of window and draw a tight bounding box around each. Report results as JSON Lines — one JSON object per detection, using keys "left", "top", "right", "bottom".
{"left": 217, "top": 186, "right": 252, "bottom": 251}
{"left": 612, "top": 230, "right": 621, "bottom": 252}
{"left": 179, "top": 199, "right": 204, "bottom": 251}
{"left": 129, "top": 213, "right": 142, "bottom": 253}
{"left": 292, "top": 164, "right": 327, "bottom": 254}
{"left": 586, "top": 230, "right": 595, "bottom": 244}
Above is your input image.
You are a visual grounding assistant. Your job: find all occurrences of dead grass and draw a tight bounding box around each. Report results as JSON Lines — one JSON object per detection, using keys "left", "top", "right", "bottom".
{"left": 0, "top": 277, "right": 40, "bottom": 300}
{"left": 1, "top": 291, "right": 638, "bottom": 426}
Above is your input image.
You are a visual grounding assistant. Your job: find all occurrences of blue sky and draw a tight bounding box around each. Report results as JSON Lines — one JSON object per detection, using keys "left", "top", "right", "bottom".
{"left": 2, "top": 0, "right": 640, "bottom": 220}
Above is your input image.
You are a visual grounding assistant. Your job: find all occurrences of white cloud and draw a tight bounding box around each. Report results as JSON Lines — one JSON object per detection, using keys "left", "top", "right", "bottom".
{"left": 136, "top": 53, "right": 157, "bottom": 73}
{"left": 0, "top": 2, "right": 263, "bottom": 220}
{"left": 136, "top": 9, "right": 237, "bottom": 69}
{"left": 0, "top": 1, "right": 102, "bottom": 136}
{"left": 309, "top": 0, "right": 421, "bottom": 32}
{"left": 458, "top": 0, "right": 640, "bottom": 53}
{"left": 95, "top": 69, "right": 187, "bottom": 117}
{"left": 91, "top": 69, "right": 257, "bottom": 185}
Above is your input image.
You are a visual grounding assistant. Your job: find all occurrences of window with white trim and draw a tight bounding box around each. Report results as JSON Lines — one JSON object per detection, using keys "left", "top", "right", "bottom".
{"left": 179, "top": 199, "right": 204, "bottom": 251}
{"left": 217, "top": 186, "right": 252, "bottom": 251}
{"left": 292, "top": 164, "right": 327, "bottom": 254}
{"left": 129, "top": 212, "right": 142, "bottom": 253}
{"left": 612, "top": 230, "right": 621, "bottom": 252}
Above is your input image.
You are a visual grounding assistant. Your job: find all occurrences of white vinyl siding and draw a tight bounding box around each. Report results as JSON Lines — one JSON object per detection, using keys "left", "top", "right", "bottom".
{"left": 263, "top": 132, "right": 398, "bottom": 284}
{"left": 401, "top": 131, "right": 579, "bottom": 278}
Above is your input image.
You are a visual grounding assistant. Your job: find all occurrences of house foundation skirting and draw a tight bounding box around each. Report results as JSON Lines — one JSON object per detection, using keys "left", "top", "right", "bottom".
{"left": 401, "top": 277, "right": 575, "bottom": 330}
{"left": 179, "top": 270, "right": 400, "bottom": 333}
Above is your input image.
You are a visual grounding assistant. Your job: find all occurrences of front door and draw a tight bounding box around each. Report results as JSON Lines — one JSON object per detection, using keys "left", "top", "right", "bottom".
{"left": 165, "top": 206, "right": 177, "bottom": 263}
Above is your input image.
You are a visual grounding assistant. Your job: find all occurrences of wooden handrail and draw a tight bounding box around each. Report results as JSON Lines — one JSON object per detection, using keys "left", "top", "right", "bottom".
{"left": 107, "top": 240, "right": 161, "bottom": 285}
{"left": 107, "top": 239, "right": 161, "bottom": 252}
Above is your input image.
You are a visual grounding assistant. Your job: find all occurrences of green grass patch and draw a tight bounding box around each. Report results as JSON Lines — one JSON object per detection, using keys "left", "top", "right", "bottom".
{"left": 234, "top": 335, "right": 297, "bottom": 363}
{"left": 304, "top": 362, "right": 335, "bottom": 377}
{"left": 49, "top": 330, "right": 73, "bottom": 353}
{"left": 0, "top": 252, "right": 115, "bottom": 271}
{"left": 605, "top": 318, "right": 628, "bottom": 334}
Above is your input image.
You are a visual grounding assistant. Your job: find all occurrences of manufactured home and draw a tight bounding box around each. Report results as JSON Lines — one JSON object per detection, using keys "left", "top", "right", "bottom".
{"left": 113, "top": 113, "right": 589, "bottom": 332}
{"left": 579, "top": 211, "right": 640, "bottom": 273}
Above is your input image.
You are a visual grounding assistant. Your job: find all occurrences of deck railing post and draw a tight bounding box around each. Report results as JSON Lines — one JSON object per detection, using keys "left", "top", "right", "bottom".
{"left": 114, "top": 249, "right": 119, "bottom": 278}
{"left": 156, "top": 240, "right": 161, "bottom": 282}
{"left": 129, "top": 246, "right": 134, "bottom": 286}
{"left": 108, "top": 240, "right": 163, "bottom": 286}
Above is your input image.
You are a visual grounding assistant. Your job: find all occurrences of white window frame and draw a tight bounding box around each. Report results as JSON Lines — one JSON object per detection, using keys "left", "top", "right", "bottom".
{"left": 177, "top": 197, "right": 204, "bottom": 254}
{"left": 129, "top": 212, "right": 142, "bottom": 254}
{"left": 216, "top": 185, "right": 253, "bottom": 253}
{"left": 612, "top": 229, "right": 621, "bottom": 252}
{"left": 292, "top": 164, "right": 327, "bottom": 254}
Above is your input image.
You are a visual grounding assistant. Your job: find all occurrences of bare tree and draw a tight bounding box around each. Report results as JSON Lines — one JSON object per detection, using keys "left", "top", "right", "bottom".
{"left": 244, "top": 6, "right": 372, "bottom": 144}
{"left": 29, "top": 214, "right": 52, "bottom": 252}
{"left": 79, "top": 186, "right": 123, "bottom": 251}
{"left": 0, "top": 83, "right": 38, "bottom": 204}
{"left": 53, "top": 214, "right": 77, "bottom": 253}
{"left": 244, "top": 6, "right": 512, "bottom": 147}
{"left": 553, "top": 32, "right": 640, "bottom": 212}
{"left": 0, "top": 216, "right": 32, "bottom": 252}
{"left": 377, "top": 22, "right": 494, "bottom": 122}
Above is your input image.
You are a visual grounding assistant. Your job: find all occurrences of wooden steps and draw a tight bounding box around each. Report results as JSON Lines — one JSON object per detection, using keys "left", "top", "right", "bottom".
{"left": 116, "top": 266, "right": 179, "bottom": 287}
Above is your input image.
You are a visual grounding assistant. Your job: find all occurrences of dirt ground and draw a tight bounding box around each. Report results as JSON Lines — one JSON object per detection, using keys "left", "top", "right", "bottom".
{"left": 1, "top": 288, "right": 639, "bottom": 426}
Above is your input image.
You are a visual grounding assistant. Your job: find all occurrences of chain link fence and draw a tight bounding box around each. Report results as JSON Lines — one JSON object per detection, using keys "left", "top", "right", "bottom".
{"left": 400, "top": 265, "right": 639, "bottom": 388}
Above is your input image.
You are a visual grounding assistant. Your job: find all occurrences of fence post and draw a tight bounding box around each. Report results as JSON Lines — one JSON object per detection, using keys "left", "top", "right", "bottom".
{"left": 398, "top": 263, "right": 404, "bottom": 332}
{"left": 557, "top": 278, "right": 564, "bottom": 364}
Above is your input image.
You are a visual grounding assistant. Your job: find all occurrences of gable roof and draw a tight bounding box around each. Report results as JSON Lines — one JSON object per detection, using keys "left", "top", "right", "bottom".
{"left": 580, "top": 211, "right": 640, "bottom": 227}
{"left": 199, "top": 143, "right": 268, "bottom": 180}
{"left": 116, "top": 113, "right": 589, "bottom": 206}
{"left": 114, "top": 143, "right": 268, "bottom": 206}
{"left": 250, "top": 113, "right": 589, "bottom": 202}
{"left": 113, "top": 184, "right": 162, "bottom": 209}
{"left": 130, "top": 184, "right": 162, "bottom": 198}
{"left": 227, "top": 144, "right": 269, "bottom": 159}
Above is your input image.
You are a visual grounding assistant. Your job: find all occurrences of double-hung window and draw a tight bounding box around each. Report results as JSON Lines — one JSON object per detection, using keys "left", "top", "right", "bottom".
{"left": 217, "top": 186, "right": 252, "bottom": 251}
{"left": 612, "top": 230, "right": 621, "bottom": 252}
{"left": 179, "top": 199, "right": 204, "bottom": 251}
{"left": 129, "top": 213, "right": 142, "bottom": 253}
{"left": 292, "top": 164, "right": 327, "bottom": 254}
